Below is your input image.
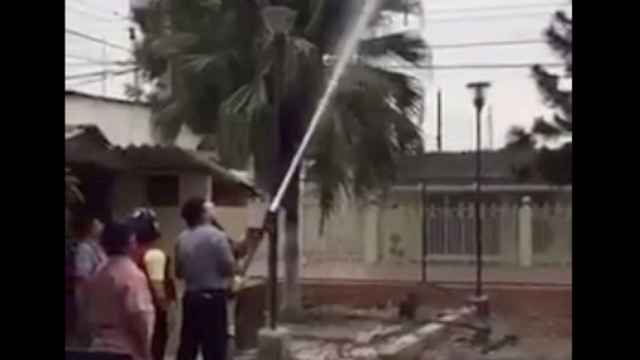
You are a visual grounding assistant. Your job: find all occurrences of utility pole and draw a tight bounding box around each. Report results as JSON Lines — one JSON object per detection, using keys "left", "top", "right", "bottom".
{"left": 129, "top": 27, "right": 141, "bottom": 103}
{"left": 436, "top": 89, "right": 442, "bottom": 151}
{"left": 101, "top": 37, "right": 107, "bottom": 96}
{"left": 404, "top": 0, "right": 409, "bottom": 26}
{"left": 487, "top": 105, "right": 494, "bottom": 150}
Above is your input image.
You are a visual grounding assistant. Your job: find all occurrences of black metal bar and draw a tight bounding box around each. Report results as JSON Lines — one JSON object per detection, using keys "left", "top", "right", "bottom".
{"left": 474, "top": 106, "right": 483, "bottom": 297}
{"left": 421, "top": 181, "right": 427, "bottom": 283}
{"left": 267, "top": 210, "right": 279, "bottom": 329}
{"left": 437, "top": 90, "right": 442, "bottom": 151}
{"left": 266, "top": 32, "right": 286, "bottom": 330}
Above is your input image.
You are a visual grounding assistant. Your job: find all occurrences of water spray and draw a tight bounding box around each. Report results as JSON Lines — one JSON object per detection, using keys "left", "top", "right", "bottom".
{"left": 247, "top": 0, "right": 382, "bottom": 329}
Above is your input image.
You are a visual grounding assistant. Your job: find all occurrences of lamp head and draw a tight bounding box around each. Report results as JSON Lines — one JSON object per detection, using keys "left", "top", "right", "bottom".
{"left": 262, "top": 6, "right": 297, "bottom": 35}
{"left": 466, "top": 81, "right": 491, "bottom": 110}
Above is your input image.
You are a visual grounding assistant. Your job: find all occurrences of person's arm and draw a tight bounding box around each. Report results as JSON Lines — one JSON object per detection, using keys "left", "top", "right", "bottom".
{"left": 174, "top": 241, "right": 184, "bottom": 280}
{"left": 123, "top": 275, "right": 155, "bottom": 360}
{"left": 216, "top": 234, "right": 235, "bottom": 278}
{"left": 74, "top": 244, "right": 95, "bottom": 312}
{"left": 75, "top": 243, "right": 94, "bottom": 282}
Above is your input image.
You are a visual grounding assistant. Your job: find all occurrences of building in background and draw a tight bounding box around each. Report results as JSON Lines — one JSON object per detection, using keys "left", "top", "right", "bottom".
{"left": 65, "top": 91, "right": 259, "bottom": 246}
{"left": 299, "top": 149, "right": 571, "bottom": 267}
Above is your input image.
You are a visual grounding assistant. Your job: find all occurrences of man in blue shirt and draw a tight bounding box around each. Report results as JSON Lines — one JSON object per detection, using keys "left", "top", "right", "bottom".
{"left": 175, "top": 197, "right": 235, "bottom": 360}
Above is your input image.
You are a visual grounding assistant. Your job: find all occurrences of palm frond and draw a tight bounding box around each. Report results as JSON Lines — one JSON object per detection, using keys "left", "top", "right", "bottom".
{"left": 150, "top": 33, "right": 199, "bottom": 58}
{"left": 531, "top": 117, "right": 563, "bottom": 139}
{"left": 506, "top": 126, "right": 536, "bottom": 149}
{"left": 150, "top": 100, "right": 186, "bottom": 144}
{"left": 307, "top": 108, "right": 351, "bottom": 231}
{"left": 339, "top": 64, "right": 423, "bottom": 122}
{"left": 359, "top": 32, "right": 430, "bottom": 65}
{"left": 181, "top": 50, "right": 238, "bottom": 74}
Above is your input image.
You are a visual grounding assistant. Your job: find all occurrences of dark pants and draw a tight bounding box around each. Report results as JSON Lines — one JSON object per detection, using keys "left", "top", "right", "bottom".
{"left": 152, "top": 308, "right": 168, "bottom": 360}
{"left": 177, "top": 290, "right": 228, "bottom": 360}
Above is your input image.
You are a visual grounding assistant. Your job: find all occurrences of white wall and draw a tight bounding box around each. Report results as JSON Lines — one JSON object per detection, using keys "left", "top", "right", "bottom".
{"left": 301, "top": 185, "right": 572, "bottom": 266}
{"left": 65, "top": 93, "right": 202, "bottom": 149}
{"left": 65, "top": 94, "right": 153, "bottom": 147}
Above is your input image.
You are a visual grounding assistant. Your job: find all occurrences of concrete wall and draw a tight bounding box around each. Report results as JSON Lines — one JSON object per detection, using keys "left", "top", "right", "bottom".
{"left": 378, "top": 191, "right": 423, "bottom": 263}
{"left": 65, "top": 93, "right": 202, "bottom": 148}
{"left": 301, "top": 185, "right": 572, "bottom": 267}
{"left": 301, "top": 188, "right": 365, "bottom": 262}
{"left": 65, "top": 94, "right": 153, "bottom": 147}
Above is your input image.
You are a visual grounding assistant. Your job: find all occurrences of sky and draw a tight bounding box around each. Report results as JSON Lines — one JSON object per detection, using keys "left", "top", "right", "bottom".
{"left": 65, "top": 0, "right": 572, "bottom": 152}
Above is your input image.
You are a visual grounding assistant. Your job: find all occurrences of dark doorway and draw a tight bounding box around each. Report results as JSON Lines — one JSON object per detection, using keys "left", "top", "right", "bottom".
{"left": 68, "top": 164, "right": 116, "bottom": 222}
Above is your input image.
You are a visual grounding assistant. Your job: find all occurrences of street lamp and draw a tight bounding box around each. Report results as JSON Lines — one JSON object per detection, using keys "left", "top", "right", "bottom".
{"left": 262, "top": 6, "right": 297, "bottom": 35}
{"left": 261, "top": 5, "right": 297, "bottom": 330}
{"left": 466, "top": 81, "right": 491, "bottom": 318}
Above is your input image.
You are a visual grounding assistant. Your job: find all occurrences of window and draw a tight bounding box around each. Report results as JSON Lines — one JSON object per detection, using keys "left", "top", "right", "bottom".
{"left": 146, "top": 175, "right": 179, "bottom": 206}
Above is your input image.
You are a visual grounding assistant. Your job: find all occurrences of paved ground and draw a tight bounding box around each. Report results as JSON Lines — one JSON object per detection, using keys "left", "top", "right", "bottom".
{"left": 247, "top": 259, "right": 572, "bottom": 286}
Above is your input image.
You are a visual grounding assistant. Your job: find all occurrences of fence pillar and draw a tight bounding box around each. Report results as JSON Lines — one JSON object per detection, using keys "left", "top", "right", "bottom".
{"left": 277, "top": 208, "right": 286, "bottom": 259}
{"left": 499, "top": 202, "right": 518, "bottom": 265}
{"left": 518, "top": 196, "right": 533, "bottom": 267}
{"left": 363, "top": 202, "right": 380, "bottom": 264}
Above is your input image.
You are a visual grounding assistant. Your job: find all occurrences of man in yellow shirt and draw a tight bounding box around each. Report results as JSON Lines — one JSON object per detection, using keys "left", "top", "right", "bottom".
{"left": 129, "top": 208, "right": 176, "bottom": 360}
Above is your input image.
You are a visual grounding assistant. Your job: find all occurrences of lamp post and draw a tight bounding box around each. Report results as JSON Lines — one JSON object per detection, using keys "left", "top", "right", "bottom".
{"left": 261, "top": 5, "right": 297, "bottom": 330}
{"left": 466, "top": 81, "right": 491, "bottom": 318}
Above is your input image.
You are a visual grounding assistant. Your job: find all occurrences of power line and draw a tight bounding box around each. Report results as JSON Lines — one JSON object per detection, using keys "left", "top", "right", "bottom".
{"left": 428, "top": 11, "right": 566, "bottom": 23}
{"left": 66, "top": 68, "right": 136, "bottom": 81}
{"left": 427, "top": 2, "right": 571, "bottom": 15}
{"left": 67, "top": 0, "right": 130, "bottom": 20}
{"left": 386, "top": 62, "right": 564, "bottom": 70}
{"left": 65, "top": 5, "right": 130, "bottom": 23}
{"left": 66, "top": 53, "right": 131, "bottom": 64}
{"left": 66, "top": 28, "right": 131, "bottom": 53}
{"left": 66, "top": 61, "right": 133, "bottom": 68}
{"left": 431, "top": 38, "right": 545, "bottom": 49}
{"left": 66, "top": 77, "right": 111, "bottom": 88}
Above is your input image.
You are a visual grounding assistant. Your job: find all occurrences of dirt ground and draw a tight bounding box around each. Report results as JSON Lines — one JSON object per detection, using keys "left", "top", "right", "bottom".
{"left": 288, "top": 303, "right": 571, "bottom": 360}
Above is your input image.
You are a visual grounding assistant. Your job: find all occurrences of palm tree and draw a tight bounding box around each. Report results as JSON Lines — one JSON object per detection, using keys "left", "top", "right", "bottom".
{"left": 506, "top": 10, "right": 571, "bottom": 185}
{"left": 132, "top": 0, "right": 429, "bottom": 317}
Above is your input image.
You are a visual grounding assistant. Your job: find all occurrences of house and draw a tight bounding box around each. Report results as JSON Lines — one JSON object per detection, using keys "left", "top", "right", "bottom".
{"left": 65, "top": 91, "right": 261, "bottom": 251}
{"left": 300, "top": 149, "right": 572, "bottom": 267}
{"left": 65, "top": 90, "right": 202, "bottom": 149}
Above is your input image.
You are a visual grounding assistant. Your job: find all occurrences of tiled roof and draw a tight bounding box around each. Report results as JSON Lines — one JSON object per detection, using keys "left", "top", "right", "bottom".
{"left": 65, "top": 125, "right": 255, "bottom": 191}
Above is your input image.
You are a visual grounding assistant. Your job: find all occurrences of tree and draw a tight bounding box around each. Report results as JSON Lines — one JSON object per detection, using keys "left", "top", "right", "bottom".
{"left": 132, "top": 0, "right": 428, "bottom": 318}
{"left": 506, "top": 9, "right": 572, "bottom": 184}
{"left": 65, "top": 167, "right": 83, "bottom": 206}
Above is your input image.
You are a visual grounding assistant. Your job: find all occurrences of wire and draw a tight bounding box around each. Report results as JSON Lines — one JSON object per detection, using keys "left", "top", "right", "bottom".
{"left": 67, "top": 0, "right": 130, "bottom": 20}
{"left": 431, "top": 38, "right": 545, "bottom": 49}
{"left": 66, "top": 69, "right": 136, "bottom": 89}
{"left": 66, "top": 77, "right": 110, "bottom": 88}
{"left": 386, "top": 62, "right": 564, "bottom": 70}
{"left": 428, "top": 11, "right": 567, "bottom": 23}
{"left": 66, "top": 68, "right": 136, "bottom": 81}
{"left": 66, "top": 61, "right": 133, "bottom": 68}
{"left": 65, "top": 5, "right": 130, "bottom": 23}
{"left": 427, "top": 1, "right": 571, "bottom": 15}
{"left": 66, "top": 53, "right": 131, "bottom": 65}
{"left": 66, "top": 28, "right": 131, "bottom": 53}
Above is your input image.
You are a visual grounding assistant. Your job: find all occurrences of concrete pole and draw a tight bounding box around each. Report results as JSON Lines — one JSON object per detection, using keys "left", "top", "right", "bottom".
{"left": 518, "top": 196, "right": 533, "bottom": 267}
{"left": 363, "top": 200, "right": 380, "bottom": 264}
